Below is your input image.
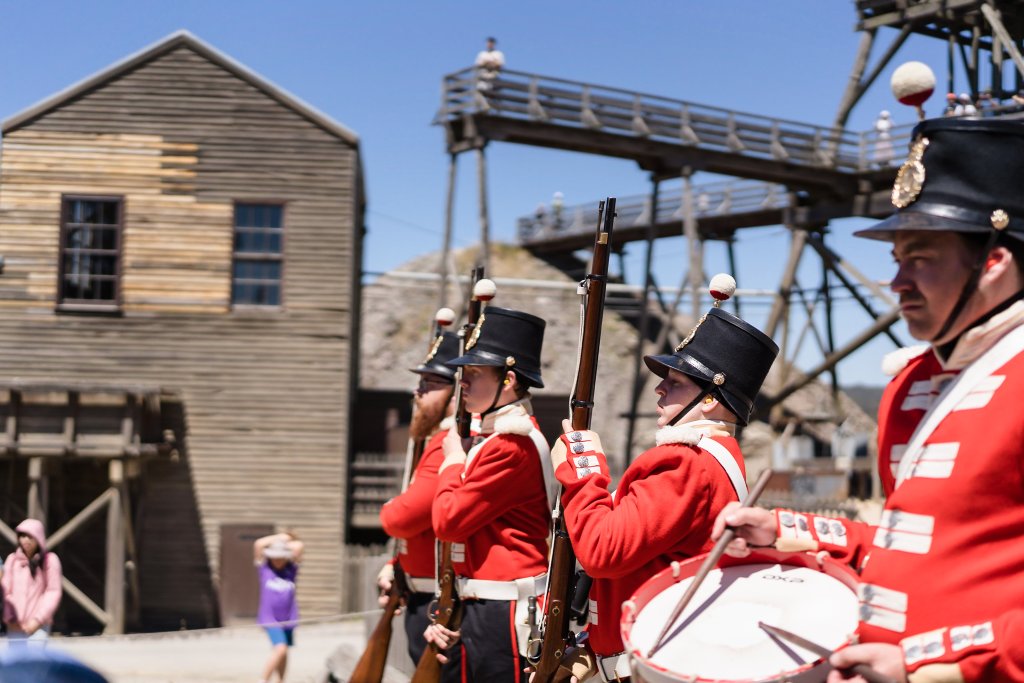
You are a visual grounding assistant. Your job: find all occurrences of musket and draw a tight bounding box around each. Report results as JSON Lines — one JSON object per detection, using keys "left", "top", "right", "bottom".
{"left": 529, "top": 198, "right": 616, "bottom": 683}
{"left": 410, "top": 269, "right": 496, "bottom": 683}
{"left": 349, "top": 308, "right": 456, "bottom": 683}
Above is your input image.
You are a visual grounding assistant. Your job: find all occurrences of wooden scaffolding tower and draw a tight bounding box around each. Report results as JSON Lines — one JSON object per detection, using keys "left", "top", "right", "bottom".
{"left": 433, "top": 0, "right": 1024, "bottom": 460}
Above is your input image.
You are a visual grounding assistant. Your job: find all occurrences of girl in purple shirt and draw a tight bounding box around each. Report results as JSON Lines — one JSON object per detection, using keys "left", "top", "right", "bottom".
{"left": 253, "top": 532, "right": 304, "bottom": 683}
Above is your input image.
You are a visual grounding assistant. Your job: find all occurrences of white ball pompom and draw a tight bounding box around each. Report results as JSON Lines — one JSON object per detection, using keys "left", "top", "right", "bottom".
{"left": 709, "top": 273, "right": 736, "bottom": 303}
{"left": 891, "top": 61, "right": 935, "bottom": 107}
{"left": 435, "top": 307, "right": 456, "bottom": 326}
{"left": 473, "top": 278, "right": 497, "bottom": 301}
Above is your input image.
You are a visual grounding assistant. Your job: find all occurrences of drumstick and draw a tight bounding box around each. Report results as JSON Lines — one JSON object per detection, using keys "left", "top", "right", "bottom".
{"left": 646, "top": 467, "right": 773, "bottom": 659}
{"left": 758, "top": 622, "right": 900, "bottom": 683}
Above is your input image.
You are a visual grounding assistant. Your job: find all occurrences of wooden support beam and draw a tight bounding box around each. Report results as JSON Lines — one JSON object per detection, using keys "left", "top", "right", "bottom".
{"left": 47, "top": 487, "right": 117, "bottom": 550}
{"left": 623, "top": 176, "right": 662, "bottom": 466}
{"left": 63, "top": 577, "right": 111, "bottom": 627}
{"left": 27, "top": 457, "right": 45, "bottom": 525}
{"left": 0, "top": 518, "right": 16, "bottom": 545}
{"left": 762, "top": 307, "right": 903, "bottom": 411}
{"left": 981, "top": 3, "right": 1024, "bottom": 82}
{"left": 476, "top": 147, "right": 491, "bottom": 272}
{"left": 683, "top": 172, "right": 705, "bottom": 321}
{"left": 437, "top": 153, "right": 458, "bottom": 312}
{"left": 857, "top": 0, "right": 985, "bottom": 31}
{"left": 765, "top": 226, "right": 807, "bottom": 339}
{"left": 5, "top": 389, "right": 20, "bottom": 456}
{"left": 105, "top": 460, "right": 126, "bottom": 634}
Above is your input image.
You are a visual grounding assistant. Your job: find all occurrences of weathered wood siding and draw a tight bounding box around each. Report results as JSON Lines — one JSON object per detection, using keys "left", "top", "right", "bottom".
{"left": 0, "top": 44, "right": 361, "bottom": 622}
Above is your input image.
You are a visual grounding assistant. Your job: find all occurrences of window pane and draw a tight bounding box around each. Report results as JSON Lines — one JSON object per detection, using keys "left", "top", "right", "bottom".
{"left": 267, "top": 205, "right": 282, "bottom": 228}
{"left": 96, "top": 256, "right": 117, "bottom": 276}
{"left": 268, "top": 232, "right": 282, "bottom": 253}
{"left": 251, "top": 283, "right": 280, "bottom": 306}
{"left": 264, "top": 284, "right": 281, "bottom": 306}
{"left": 97, "top": 228, "right": 118, "bottom": 251}
{"left": 234, "top": 230, "right": 254, "bottom": 253}
{"left": 98, "top": 279, "right": 116, "bottom": 301}
{"left": 100, "top": 201, "right": 118, "bottom": 225}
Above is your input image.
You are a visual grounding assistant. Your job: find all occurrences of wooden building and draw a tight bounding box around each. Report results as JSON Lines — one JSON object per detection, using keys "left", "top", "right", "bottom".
{"left": 0, "top": 31, "right": 364, "bottom": 632}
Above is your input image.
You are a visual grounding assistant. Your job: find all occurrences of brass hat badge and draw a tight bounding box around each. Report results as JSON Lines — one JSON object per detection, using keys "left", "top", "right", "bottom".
{"left": 891, "top": 136, "right": 929, "bottom": 209}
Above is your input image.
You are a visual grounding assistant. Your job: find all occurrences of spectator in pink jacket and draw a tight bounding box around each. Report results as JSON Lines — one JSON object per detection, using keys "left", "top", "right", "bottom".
{"left": 2, "top": 519, "right": 62, "bottom": 645}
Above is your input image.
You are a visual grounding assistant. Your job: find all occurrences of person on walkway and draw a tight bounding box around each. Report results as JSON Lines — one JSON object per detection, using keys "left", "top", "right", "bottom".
{"left": 474, "top": 36, "right": 505, "bottom": 90}
{"left": 874, "top": 110, "right": 894, "bottom": 166}
{"left": 2, "top": 519, "right": 62, "bottom": 647}
{"left": 254, "top": 531, "right": 304, "bottom": 683}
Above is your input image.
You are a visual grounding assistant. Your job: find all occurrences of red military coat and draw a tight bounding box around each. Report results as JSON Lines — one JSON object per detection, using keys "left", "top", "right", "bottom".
{"left": 774, "top": 310, "right": 1024, "bottom": 681}
{"left": 557, "top": 422, "right": 746, "bottom": 656}
{"left": 432, "top": 400, "right": 553, "bottom": 581}
{"left": 380, "top": 429, "right": 447, "bottom": 579}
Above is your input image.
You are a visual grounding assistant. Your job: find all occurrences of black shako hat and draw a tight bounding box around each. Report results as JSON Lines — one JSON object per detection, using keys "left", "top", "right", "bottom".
{"left": 446, "top": 306, "right": 546, "bottom": 388}
{"left": 644, "top": 306, "right": 779, "bottom": 425}
{"left": 410, "top": 331, "right": 460, "bottom": 381}
{"left": 856, "top": 117, "right": 1024, "bottom": 241}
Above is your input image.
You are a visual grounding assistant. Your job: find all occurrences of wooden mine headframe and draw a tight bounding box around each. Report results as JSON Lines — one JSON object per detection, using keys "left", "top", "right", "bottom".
{"left": 433, "top": 0, "right": 1024, "bottom": 461}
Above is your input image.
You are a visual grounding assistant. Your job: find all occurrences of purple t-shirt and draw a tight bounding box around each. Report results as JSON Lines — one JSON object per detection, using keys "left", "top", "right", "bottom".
{"left": 257, "top": 561, "right": 299, "bottom": 627}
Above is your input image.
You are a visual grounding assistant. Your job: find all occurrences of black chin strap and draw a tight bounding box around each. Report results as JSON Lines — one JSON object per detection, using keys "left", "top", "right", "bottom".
{"left": 666, "top": 380, "right": 716, "bottom": 428}
{"left": 482, "top": 369, "right": 512, "bottom": 417}
{"left": 932, "top": 230, "right": 1002, "bottom": 343}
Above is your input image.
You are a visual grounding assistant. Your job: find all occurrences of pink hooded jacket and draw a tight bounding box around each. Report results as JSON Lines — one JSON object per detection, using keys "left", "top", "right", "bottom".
{"left": 2, "top": 519, "right": 63, "bottom": 628}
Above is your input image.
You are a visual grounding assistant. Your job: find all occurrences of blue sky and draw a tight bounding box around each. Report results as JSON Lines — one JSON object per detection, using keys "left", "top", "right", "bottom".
{"left": 0, "top": 1, "right": 978, "bottom": 386}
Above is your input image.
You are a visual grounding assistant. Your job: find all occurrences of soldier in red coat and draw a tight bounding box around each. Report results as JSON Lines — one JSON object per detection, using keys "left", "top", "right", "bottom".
{"left": 377, "top": 330, "right": 462, "bottom": 679}
{"left": 547, "top": 278, "right": 778, "bottom": 682}
{"left": 717, "top": 118, "right": 1024, "bottom": 682}
{"left": 425, "top": 307, "right": 556, "bottom": 683}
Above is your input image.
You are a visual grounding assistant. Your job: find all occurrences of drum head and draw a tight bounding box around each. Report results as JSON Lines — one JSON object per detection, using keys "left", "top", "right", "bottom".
{"left": 624, "top": 551, "right": 858, "bottom": 682}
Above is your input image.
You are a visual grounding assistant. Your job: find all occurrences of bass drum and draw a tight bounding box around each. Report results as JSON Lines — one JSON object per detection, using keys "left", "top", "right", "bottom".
{"left": 621, "top": 548, "right": 859, "bottom": 683}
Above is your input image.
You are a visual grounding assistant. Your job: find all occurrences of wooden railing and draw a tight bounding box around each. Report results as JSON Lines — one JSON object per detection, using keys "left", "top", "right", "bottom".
{"left": 518, "top": 179, "right": 790, "bottom": 245}
{"left": 437, "top": 66, "right": 917, "bottom": 172}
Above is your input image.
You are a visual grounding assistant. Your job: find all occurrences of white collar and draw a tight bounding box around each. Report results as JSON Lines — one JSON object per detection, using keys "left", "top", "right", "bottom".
{"left": 477, "top": 397, "right": 533, "bottom": 435}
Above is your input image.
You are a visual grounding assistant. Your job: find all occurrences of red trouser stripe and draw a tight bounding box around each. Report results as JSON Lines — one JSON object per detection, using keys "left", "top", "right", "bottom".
{"left": 510, "top": 601, "right": 520, "bottom": 683}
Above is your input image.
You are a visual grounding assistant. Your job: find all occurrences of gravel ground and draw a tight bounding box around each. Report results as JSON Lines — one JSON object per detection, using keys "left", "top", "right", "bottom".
{"left": 46, "top": 617, "right": 411, "bottom": 683}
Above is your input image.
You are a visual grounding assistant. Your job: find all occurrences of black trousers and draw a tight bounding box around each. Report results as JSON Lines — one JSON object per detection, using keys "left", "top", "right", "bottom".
{"left": 404, "top": 591, "right": 463, "bottom": 683}
{"left": 460, "top": 598, "right": 527, "bottom": 683}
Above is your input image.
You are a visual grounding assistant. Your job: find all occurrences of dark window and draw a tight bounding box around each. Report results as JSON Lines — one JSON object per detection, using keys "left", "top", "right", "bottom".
{"left": 232, "top": 203, "right": 284, "bottom": 306}
{"left": 59, "top": 196, "right": 123, "bottom": 307}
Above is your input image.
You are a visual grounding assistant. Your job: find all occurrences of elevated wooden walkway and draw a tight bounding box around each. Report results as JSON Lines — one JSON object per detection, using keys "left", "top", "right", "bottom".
{"left": 520, "top": 179, "right": 879, "bottom": 253}
{"left": 436, "top": 67, "right": 912, "bottom": 192}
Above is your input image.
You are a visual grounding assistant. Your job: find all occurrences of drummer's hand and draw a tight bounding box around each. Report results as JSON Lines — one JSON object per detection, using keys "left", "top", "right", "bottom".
{"left": 711, "top": 502, "right": 778, "bottom": 557}
{"left": 550, "top": 419, "right": 604, "bottom": 474}
{"left": 424, "top": 623, "right": 461, "bottom": 662}
{"left": 827, "top": 643, "right": 907, "bottom": 683}
{"left": 439, "top": 425, "right": 468, "bottom": 473}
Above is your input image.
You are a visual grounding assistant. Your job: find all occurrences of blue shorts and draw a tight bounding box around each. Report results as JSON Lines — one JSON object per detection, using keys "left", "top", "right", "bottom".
{"left": 264, "top": 626, "right": 295, "bottom": 647}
